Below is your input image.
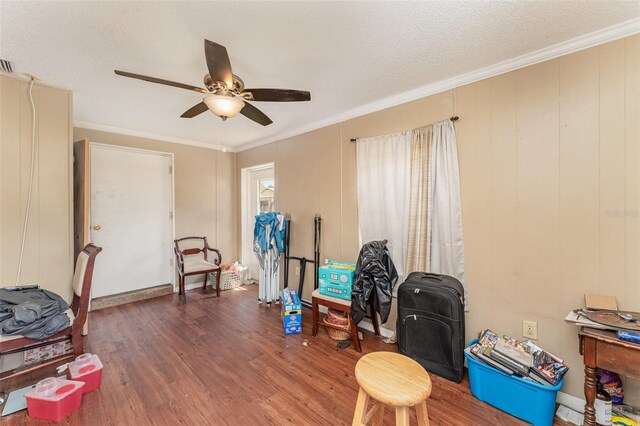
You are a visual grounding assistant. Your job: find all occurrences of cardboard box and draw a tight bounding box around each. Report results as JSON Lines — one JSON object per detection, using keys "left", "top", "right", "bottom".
{"left": 585, "top": 294, "right": 618, "bottom": 310}
{"left": 281, "top": 288, "right": 302, "bottom": 335}
{"left": 319, "top": 260, "right": 356, "bottom": 300}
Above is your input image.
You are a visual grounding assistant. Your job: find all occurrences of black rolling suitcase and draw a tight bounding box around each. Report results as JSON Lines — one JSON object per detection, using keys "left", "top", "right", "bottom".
{"left": 397, "top": 272, "right": 465, "bottom": 382}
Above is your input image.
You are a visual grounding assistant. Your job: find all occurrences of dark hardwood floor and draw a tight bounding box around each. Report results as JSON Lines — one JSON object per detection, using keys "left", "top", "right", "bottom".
{"left": 4, "top": 284, "right": 561, "bottom": 425}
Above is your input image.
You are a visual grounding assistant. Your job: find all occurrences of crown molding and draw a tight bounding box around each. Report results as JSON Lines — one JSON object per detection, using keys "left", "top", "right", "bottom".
{"left": 73, "top": 121, "right": 232, "bottom": 152}
{"left": 235, "top": 17, "right": 640, "bottom": 152}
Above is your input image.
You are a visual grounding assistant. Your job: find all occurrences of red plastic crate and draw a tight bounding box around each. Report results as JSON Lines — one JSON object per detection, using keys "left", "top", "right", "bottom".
{"left": 68, "top": 353, "right": 103, "bottom": 393}
{"left": 25, "top": 377, "right": 84, "bottom": 421}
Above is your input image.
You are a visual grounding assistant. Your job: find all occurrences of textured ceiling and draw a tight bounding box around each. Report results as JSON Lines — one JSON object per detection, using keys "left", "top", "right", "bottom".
{"left": 1, "top": 1, "right": 638, "bottom": 150}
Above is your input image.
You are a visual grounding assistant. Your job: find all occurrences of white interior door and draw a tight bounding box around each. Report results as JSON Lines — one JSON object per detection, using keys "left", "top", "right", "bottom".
{"left": 242, "top": 164, "right": 275, "bottom": 281}
{"left": 89, "top": 144, "right": 174, "bottom": 299}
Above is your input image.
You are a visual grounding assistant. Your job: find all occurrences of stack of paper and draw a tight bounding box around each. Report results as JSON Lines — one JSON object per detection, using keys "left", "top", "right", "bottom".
{"left": 564, "top": 310, "right": 618, "bottom": 331}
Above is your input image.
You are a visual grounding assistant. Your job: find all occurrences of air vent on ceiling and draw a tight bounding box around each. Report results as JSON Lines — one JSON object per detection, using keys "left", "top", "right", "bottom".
{"left": 1, "top": 59, "right": 15, "bottom": 74}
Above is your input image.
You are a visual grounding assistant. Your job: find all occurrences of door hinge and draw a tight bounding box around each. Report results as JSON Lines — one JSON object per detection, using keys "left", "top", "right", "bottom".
{"left": 169, "top": 165, "right": 172, "bottom": 174}
{"left": 169, "top": 211, "right": 173, "bottom": 219}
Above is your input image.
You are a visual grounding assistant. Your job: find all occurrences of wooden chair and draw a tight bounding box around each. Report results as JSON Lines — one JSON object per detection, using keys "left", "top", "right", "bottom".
{"left": 352, "top": 352, "right": 432, "bottom": 426}
{"left": 0, "top": 243, "right": 102, "bottom": 379}
{"left": 174, "top": 236, "right": 222, "bottom": 303}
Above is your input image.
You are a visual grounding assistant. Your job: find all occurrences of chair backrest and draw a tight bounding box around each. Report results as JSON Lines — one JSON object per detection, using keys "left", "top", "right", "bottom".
{"left": 174, "top": 236, "right": 210, "bottom": 260}
{"left": 71, "top": 244, "right": 102, "bottom": 329}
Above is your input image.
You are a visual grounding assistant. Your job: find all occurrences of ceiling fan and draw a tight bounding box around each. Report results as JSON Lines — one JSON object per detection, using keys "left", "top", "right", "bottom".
{"left": 114, "top": 39, "right": 311, "bottom": 126}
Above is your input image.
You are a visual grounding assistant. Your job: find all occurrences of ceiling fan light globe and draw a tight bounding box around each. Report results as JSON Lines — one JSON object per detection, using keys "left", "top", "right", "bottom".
{"left": 203, "top": 94, "right": 245, "bottom": 119}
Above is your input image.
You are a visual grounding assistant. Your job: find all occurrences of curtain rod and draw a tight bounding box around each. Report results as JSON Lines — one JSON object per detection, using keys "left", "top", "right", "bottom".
{"left": 350, "top": 116, "right": 459, "bottom": 143}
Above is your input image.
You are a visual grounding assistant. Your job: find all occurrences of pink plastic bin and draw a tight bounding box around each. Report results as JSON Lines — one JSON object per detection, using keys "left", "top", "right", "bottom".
{"left": 25, "top": 377, "right": 85, "bottom": 421}
{"left": 68, "top": 353, "right": 103, "bottom": 393}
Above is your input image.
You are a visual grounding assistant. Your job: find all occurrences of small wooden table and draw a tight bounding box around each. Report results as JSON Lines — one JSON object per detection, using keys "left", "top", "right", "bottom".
{"left": 311, "top": 289, "right": 380, "bottom": 352}
{"left": 579, "top": 327, "right": 640, "bottom": 426}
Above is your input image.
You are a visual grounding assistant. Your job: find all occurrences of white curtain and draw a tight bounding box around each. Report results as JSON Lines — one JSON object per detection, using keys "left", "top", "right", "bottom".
{"left": 356, "top": 120, "right": 466, "bottom": 308}
{"left": 356, "top": 131, "right": 411, "bottom": 285}
{"left": 429, "top": 120, "right": 467, "bottom": 307}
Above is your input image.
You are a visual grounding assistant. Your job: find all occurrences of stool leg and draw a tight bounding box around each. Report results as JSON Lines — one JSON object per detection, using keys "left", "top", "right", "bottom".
{"left": 352, "top": 388, "right": 369, "bottom": 426}
{"left": 370, "top": 402, "right": 384, "bottom": 426}
{"left": 416, "top": 401, "right": 430, "bottom": 426}
{"left": 395, "top": 407, "right": 410, "bottom": 426}
{"left": 312, "top": 298, "right": 319, "bottom": 337}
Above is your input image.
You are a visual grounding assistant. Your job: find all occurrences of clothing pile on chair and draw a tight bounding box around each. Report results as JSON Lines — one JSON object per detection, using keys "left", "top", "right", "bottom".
{"left": 0, "top": 288, "right": 70, "bottom": 339}
{"left": 351, "top": 240, "right": 398, "bottom": 324}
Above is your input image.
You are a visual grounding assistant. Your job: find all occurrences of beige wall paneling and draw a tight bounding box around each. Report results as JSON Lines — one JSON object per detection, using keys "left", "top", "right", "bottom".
{"left": 489, "top": 72, "right": 519, "bottom": 341}
{"left": 515, "top": 59, "right": 562, "bottom": 360}
{"left": 216, "top": 149, "right": 238, "bottom": 263}
{"left": 0, "top": 76, "right": 73, "bottom": 300}
{"left": 19, "top": 82, "right": 40, "bottom": 287}
{"left": 39, "top": 84, "right": 74, "bottom": 299}
{"left": 623, "top": 35, "right": 640, "bottom": 405}
{"left": 73, "top": 128, "right": 238, "bottom": 286}
{"left": 235, "top": 36, "right": 640, "bottom": 399}
{"left": 276, "top": 125, "right": 342, "bottom": 303}
{"left": 599, "top": 40, "right": 628, "bottom": 311}
{"left": 456, "top": 80, "right": 495, "bottom": 339}
{"left": 624, "top": 35, "right": 639, "bottom": 313}
{"left": 0, "top": 76, "right": 22, "bottom": 286}
{"left": 558, "top": 48, "right": 601, "bottom": 396}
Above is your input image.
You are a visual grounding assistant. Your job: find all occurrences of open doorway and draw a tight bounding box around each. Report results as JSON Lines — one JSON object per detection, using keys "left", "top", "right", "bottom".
{"left": 241, "top": 162, "right": 275, "bottom": 281}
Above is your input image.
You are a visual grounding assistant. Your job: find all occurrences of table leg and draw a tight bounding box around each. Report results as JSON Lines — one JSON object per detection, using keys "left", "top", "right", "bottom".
{"left": 583, "top": 337, "right": 597, "bottom": 426}
{"left": 312, "top": 298, "right": 319, "bottom": 337}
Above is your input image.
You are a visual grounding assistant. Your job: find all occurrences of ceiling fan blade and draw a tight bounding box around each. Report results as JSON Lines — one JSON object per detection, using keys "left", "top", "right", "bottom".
{"left": 114, "top": 70, "right": 205, "bottom": 92}
{"left": 180, "top": 102, "right": 209, "bottom": 118}
{"left": 240, "top": 101, "right": 273, "bottom": 126}
{"left": 204, "top": 40, "right": 233, "bottom": 89}
{"left": 244, "top": 88, "right": 311, "bottom": 102}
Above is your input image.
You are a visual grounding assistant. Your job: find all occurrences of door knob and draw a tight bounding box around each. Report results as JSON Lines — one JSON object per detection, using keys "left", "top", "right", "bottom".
{"left": 93, "top": 224, "right": 102, "bottom": 230}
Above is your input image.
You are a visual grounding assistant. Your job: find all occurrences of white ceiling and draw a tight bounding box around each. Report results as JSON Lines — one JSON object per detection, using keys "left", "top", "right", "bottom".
{"left": 1, "top": 1, "right": 639, "bottom": 151}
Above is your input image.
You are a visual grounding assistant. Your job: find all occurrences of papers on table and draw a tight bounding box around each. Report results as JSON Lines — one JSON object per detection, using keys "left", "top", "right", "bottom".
{"left": 564, "top": 310, "right": 618, "bottom": 331}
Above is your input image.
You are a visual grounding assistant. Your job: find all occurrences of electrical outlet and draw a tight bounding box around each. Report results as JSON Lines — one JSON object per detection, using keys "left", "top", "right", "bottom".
{"left": 523, "top": 320, "right": 538, "bottom": 340}
{"left": 295, "top": 266, "right": 300, "bottom": 277}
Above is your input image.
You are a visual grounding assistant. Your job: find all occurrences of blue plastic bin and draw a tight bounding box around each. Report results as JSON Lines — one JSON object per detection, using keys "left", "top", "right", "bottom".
{"left": 464, "top": 340, "right": 563, "bottom": 426}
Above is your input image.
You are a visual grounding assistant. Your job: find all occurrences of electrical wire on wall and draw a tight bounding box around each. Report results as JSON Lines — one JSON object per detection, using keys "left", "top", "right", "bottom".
{"left": 15, "top": 76, "right": 37, "bottom": 285}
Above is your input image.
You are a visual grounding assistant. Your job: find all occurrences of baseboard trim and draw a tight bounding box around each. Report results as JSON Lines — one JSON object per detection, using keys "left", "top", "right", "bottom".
{"left": 358, "top": 318, "right": 395, "bottom": 338}
{"left": 91, "top": 284, "right": 173, "bottom": 310}
{"left": 557, "top": 391, "right": 586, "bottom": 414}
{"left": 311, "top": 306, "right": 395, "bottom": 338}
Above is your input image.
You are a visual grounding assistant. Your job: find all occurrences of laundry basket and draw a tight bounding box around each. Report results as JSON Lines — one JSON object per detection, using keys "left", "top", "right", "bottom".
{"left": 209, "top": 263, "right": 247, "bottom": 291}
{"left": 323, "top": 309, "right": 352, "bottom": 340}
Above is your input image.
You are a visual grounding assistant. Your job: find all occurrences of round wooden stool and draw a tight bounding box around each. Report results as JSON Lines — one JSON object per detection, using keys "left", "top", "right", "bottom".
{"left": 352, "top": 352, "right": 432, "bottom": 426}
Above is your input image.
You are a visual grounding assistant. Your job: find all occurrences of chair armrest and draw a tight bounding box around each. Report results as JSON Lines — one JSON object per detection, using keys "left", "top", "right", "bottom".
{"left": 204, "top": 244, "right": 222, "bottom": 266}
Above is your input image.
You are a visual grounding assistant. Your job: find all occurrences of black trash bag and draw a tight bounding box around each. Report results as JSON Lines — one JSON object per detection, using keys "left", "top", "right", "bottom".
{"left": 351, "top": 240, "right": 398, "bottom": 324}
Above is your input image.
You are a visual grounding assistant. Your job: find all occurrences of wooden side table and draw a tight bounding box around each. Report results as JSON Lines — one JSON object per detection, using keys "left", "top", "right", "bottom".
{"left": 578, "top": 327, "right": 640, "bottom": 426}
{"left": 311, "top": 289, "right": 380, "bottom": 352}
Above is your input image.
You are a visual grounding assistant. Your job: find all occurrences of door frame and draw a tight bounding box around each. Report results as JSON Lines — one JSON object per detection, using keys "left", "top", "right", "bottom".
{"left": 241, "top": 162, "right": 275, "bottom": 278}
{"left": 88, "top": 142, "right": 176, "bottom": 291}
